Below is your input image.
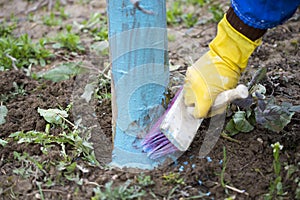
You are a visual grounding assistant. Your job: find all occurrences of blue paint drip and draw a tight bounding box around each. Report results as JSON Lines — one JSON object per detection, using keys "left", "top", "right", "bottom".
{"left": 219, "top": 159, "right": 223, "bottom": 165}
{"left": 179, "top": 165, "right": 184, "bottom": 172}
{"left": 206, "top": 156, "right": 212, "bottom": 162}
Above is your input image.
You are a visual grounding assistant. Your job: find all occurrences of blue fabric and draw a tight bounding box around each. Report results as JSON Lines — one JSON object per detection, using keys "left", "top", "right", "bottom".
{"left": 231, "top": 0, "right": 300, "bottom": 29}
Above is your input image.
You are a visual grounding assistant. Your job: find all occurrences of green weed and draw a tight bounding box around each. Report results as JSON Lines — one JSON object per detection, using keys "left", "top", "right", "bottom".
{"left": 43, "top": 6, "right": 68, "bottom": 26}
{"left": 162, "top": 172, "right": 185, "bottom": 185}
{"left": 13, "top": 151, "right": 46, "bottom": 179}
{"left": 95, "top": 74, "right": 111, "bottom": 101}
{"left": 137, "top": 173, "right": 154, "bottom": 187}
{"left": 209, "top": 4, "right": 224, "bottom": 22}
{"left": 0, "top": 138, "right": 8, "bottom": 147}
{"left": 167, "top": 1, "right": 183, "bottom": 26}
{"left": 5, "top": 104, "right": 99, "bottom": 189}
{"left": 0, "top": 82, "right": 27, "bottom": 103}
{"left": 220, "top": 146, "right": 228, "bottom": 188}
{"left": 182, "top": 13, "right": 198, "bottom": 28}
{"left": 52, "top": 26, "right": 85, "bottom": 52}
{"left": 264, "top": 142, "right": 286, "bottom": 199}
{"left": 54, "top": 1, "right": 69, "bottom": 19}
{"left": 94, "top": 25, "right": 109, "bottom": 41}
{"left": 74, "top": 13, "right": 108, "bottom": 41}
{"left": 0, "top": 34, "right": 53, "bottom": 70}
{"left": 0, "top": 22, "right": 16, "bottom": 37}
{"left": 10, "top": 105, "right": 98, "bottom": 164}
{"left": 11, "top": 82, "right": 26, "bottom": 96}
{"left": 166, "top": 0, "right": 216, "bottom": 27}
{"left": 43, "top": 12, "right": 62, "bottom": 26}
{"left": 284, "top": 163, "right": 300, "bottom": 199}
{"left": 92, "top": 180, "right": 145, "bottom": 200}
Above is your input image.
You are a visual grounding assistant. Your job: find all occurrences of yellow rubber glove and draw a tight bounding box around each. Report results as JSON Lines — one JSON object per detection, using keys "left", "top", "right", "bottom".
{"left": 184, "top": 15, "right": 262, "bottom": 118}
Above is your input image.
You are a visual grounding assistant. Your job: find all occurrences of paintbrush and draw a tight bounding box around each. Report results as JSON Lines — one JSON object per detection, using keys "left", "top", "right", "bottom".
{"left": 141, "top": 84, "right": 249, "bottom": 159}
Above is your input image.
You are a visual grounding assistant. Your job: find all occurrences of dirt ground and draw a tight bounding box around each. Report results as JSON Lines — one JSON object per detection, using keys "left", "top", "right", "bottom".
{"left": 0, "top": 0, "right": 300, "bottom": 199}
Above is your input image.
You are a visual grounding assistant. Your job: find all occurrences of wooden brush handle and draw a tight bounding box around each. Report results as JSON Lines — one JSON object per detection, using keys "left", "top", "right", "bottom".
{"left": 211, "top": 84, "right": 249, "bottom": 111}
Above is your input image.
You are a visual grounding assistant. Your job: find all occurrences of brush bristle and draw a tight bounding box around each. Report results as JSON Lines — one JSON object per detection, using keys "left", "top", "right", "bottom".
{"left": 141, "top": 88, "right": 183, "bottom": 159}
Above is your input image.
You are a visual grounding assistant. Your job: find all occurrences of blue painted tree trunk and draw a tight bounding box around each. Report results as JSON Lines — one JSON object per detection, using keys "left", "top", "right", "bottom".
{"left": 107, "top": 0, "right": 169, "bottom": 169}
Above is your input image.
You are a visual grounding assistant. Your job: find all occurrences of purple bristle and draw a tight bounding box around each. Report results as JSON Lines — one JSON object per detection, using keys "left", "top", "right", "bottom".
{"left": 148, "top": 142, "right": 178, "bottom": 159}
{"left": 142, "top": 133, "right": 167, "bottom": 152}
{"left": 141, "top": 88, "right": 183, "bottom": 159}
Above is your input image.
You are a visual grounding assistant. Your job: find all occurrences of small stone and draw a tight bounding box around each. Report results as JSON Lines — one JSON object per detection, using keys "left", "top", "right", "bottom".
{"left": 35, "top": 193, "right": 41, "bottom": 199}
{"left": 257, "top": 137, "right": 263, "bottom": 144}
{"left": 112, "top": 174, "right": 118, "bottom": 180}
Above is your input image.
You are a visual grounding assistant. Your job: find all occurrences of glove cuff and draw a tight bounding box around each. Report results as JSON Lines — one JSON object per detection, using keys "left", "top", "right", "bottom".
{"left": 226, "top": 7, "right": 267, "bottom": 41}
{"left": 209, "top": 15, "right": 262, "bottom": 72}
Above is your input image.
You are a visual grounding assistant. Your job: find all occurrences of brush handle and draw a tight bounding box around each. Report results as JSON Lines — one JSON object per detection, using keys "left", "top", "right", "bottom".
{"left": 211, "top": 84, "right": 249, "bottom": 111}
{"left": 160, "top": 84, "right": 249, "bottom": 152}
{"left": 186, "top": 84, "right": 249, "bottom": 117}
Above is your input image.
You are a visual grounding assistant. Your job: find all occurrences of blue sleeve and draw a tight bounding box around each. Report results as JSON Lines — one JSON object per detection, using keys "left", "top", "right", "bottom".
{"left": 231, "top": 0, "right": 300, "bottom": 29}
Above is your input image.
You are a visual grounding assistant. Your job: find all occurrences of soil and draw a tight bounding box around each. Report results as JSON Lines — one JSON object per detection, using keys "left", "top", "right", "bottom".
{"left": 0, "top": 0, "right": 300, "bottom": 199}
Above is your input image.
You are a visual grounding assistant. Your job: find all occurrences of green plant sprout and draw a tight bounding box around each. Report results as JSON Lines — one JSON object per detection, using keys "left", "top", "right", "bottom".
{"left": 220, "top": 146, "right": 228, "bottom": 188}
{"left": 0, "top": 82, "right": 27, "bottom": 103}
{"left": 42, "top": 1, "right": 68, "bottom": 26}
{"left": 166, "top": 0, "right": 215, "bottom": 27}
{"left": 209, "top": 4, "right": 224, "bottom": 22}
{"left": 264, "top": 142, "right": 287, "bottom": 199}
{"left": 52, "top": 26, "right": 85, "bottom": 52}
{"left": 95, "top": 74, "right": 112, "bottom": 101}
{"left": 137, "top": 173, "right": 155, "bottom": 187}
{"left": 167, "top": 1, "right": 183, "bottom": 25}
{"left": 0, "top": 34, "right": 53, "bottom": 70}
{"left": 0, "top": 138, "right": 8, "bottom": 147}
{"left": 91, "top": 180, "right": 145, "bottom": 200}
{"left": 11, "top": 82, "right": 26, "bottom": 96}
{"left": 73, "top": 13, "right": 108, "bottom": 41}
{"left": 0, "top": 21, "right": 16, "bottom": 37}
{"left": 284, "top": 163, "right": 300, "bottom": 199}
{"left": 43, "top": 12, "right": 62, "bottom": 26}
{"left": 162, "top": 172, "right": 185, "bottom": 185}
{"left": 13, "top": 151, "right": 47, "bottom": 178}
{"left": 183, "top": 13, "right": 198, "bottom": 28}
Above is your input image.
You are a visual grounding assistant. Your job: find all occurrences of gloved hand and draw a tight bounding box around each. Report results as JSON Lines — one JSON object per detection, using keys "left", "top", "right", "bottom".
{"left": 184, "top": 15, "right": 262, "bottom": 118}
